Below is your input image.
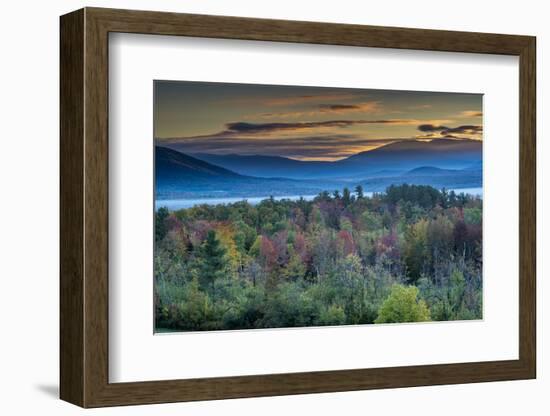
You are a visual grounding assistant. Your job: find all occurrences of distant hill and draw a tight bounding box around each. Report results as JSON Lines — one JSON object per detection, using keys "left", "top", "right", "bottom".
{"left": 350, "top": 138, "right": 480, "bottom": 157}
{"left": 190, "top": 153, "right": 329, "bottom": 179}
{"left": 183, "top": 139, "right": 481, "bottom": 180}
{"left": 360, "top": 163, "right": 482, "bottom": 192}
{"left": 155, "top": 143, "right": 482, "bottom": 200}
{"left": 155, "top": 146, "right": 337, "bottom": 199}
{"left": 340, "top": 139, "right": 481, "bottom": 171}
{"left": 405, "top": 166, "right": 460, "bottom": 175}
{"left": 156, "top": 146, "right": 243, "bottom": 181}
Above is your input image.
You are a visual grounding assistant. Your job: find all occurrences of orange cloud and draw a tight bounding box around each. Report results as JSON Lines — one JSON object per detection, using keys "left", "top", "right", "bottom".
{"left": 415, "top": 123, "right": 482, "bottom": 141}
{"left": 261, "top": 93, "right": 359, "bottom": 107}
{"left": 318, "top": 101, "right": 382, "bottom": 114}
{"left": 246, "top": 101, "right": 382, "bottom": 119}
{"left": 459, "top": 110, "right": 483, "bottom": 117}
{"left": 408, "top": 104, "right": 432, "bottom": 110}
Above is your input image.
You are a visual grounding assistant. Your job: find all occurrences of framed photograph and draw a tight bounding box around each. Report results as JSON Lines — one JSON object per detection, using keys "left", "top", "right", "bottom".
{"left": 60, "top": 7, "right": 536, "bottom": 408}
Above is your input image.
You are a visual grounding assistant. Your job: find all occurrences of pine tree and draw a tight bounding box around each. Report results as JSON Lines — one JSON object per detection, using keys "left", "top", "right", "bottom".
{"left": 196, "top": 230, "right": 227, "bottom": 291}
{"left": 342, "top": 187, "right": 352, "bottom": 207}
{"left": 355, "top": 184, "right": 364, "bottom": 199}
{"left": 155, "top": 207, "right": 169, "bottom": 242}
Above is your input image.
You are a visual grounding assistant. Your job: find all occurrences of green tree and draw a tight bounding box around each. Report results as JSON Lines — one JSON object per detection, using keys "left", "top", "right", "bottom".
{"left": 155, "top": 207, "right": 169, "bottom": 242}
{"left": 319, "top": 305, "right": 346, "bottom": 325}
{"left": 404, "top": 219, "right": 429, "bottom": 283}
{"left": 155, "top": 185, "right": 483, "bottom": 332}
{"left": 233, "top": 219, "right": 257, "bottom": 252}
{"left": 448, "top": 269, "right": 467, "bottom": 317}
{"left": 360, "top": 210, "right": 381, "bottom": 231}
{"left": 196, "top": 230, "right": 227, "bottom": 291}
{"left": 334, "top": 254, "right": 366, "bottom": 324}
{"left": 282, "top": 250, "right": 307, "bottom": 280}
{"left": 375, "top": 284, "right": 431, "bottom": 323}
{"left": 427, "top": 215, "right": 454, "bottom": 269}
{"left": 342, "top": 187, "right": 352, "bottom": 207}
{"left": 355, "top": 184, "right": 364, "bottom": 199}
{"left": 464, "top": 207, "right": 482, "bottom": 225}
{"left": 317, "top": 190, "right": 331, "bottom": 201}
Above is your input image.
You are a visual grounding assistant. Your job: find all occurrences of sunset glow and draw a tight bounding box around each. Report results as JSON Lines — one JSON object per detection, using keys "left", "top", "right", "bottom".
{"left": 154, "top": 81, "right": 482, "bottom": 161}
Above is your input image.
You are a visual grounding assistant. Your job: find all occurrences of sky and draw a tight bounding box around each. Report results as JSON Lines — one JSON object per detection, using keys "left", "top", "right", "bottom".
{"left": 154, "top": 81, "right": 482, "bottom": 161}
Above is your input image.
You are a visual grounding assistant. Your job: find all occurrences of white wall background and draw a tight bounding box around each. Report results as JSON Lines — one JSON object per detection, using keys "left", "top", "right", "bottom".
{"left": 0, "top": 0, "right": 546, "bottom": 414}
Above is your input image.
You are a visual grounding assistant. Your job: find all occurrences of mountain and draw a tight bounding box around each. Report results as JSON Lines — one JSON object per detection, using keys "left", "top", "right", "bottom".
{"left": 155, "top": 146, "right": 339, "bottom": 199}
{"left": 184, "top": 139, "right": 481, "bottom": 180}
{"left": 156, "top": 146, "right": 243, "bottom": 182}
{"left": 156, "top": 146, "right": 249, "bottom": 198}
{"left": 340, "top": 139, "right": 481, "bottom": 171}
{"left": 359, "top": 163, "right": 482, "bottom": 192}
{"left": 155, "top": 146, "right": 245, "bottom": 180}
{"left": 405, "top": 166, "right": 460, "bottom": 175}
{"left": 190, "top": 153, "right": 329, "bottom": 179}
{"left": 155, "top": 141, "right": 482, "bottom": 201}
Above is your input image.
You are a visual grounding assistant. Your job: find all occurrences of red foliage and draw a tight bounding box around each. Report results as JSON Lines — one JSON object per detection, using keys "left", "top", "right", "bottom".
{"left": 375, "top": 231, "right": 400, "bottom": 261}
{"left": 272, "top": 231, "right": 289, "bottom": 265}
{"left": 467, "top": 223, "right": 482, "bottom": 242}
{"left": 165, "top": 213, "right": 182, "bottom": 231}
{"left": 294, "top": 233, "right": 310, "bottom": 263}
{"left": 188, "top": 220, "right": 213, "bottom": 247}
{"left": 453, "top": 220, "right": 468, "bottom": 251}
{"left": 291, "top": 207, "right": 306, "bottom": 230}
{"left": 259, "top": 235, "right": 277, "bottom": 271}
{"left": 337, "top": 230, "right": 356, "bottom": 257}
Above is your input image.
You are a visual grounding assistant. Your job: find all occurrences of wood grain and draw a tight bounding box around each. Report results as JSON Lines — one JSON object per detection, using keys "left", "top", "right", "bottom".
{"left": 60, "top": 7, "right": 537, "bottom": 408}
{"left": 59, "top": 8, "right": 84, "bottom": 407}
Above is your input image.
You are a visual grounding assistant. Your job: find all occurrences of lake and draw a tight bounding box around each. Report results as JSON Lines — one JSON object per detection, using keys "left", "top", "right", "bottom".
{"left": 155, "top": 187, "right": 483, "bottom": 211}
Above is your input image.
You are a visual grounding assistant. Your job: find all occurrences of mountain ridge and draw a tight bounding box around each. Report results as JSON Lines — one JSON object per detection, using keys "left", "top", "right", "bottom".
{"left": 180, "top": 138, "right": 481, "bottom": 179}
{"left": 156, "top": 141, "right": 482, "bottom": 199}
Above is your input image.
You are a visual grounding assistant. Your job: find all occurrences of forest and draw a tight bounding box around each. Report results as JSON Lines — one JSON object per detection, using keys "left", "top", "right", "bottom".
{"left": 154, "top": 184, "right": 483, "bottom": 332}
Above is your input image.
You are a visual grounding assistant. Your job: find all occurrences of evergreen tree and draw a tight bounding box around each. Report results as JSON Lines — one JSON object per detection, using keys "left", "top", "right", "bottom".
{"left": 196, "top": 230, "right": 227, "bottom": 291}
{"left": 155, "top": 207, "right": 169, "bottom": 242}
{"left": 355, "top": 184, "right": 364, "bottom": 199}
{"left": 155, "top": 184, "right": 482, "bottom": 332}
{"left": 342, "top": 187, "right": 352, "bottom": 207}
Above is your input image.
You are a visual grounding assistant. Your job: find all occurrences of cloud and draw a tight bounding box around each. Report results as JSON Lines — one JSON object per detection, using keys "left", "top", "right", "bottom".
{"left": 233, "top": 93, "right": 361, "bottom": 107}
{"left": 444, "top": 125, "right": 482, "bottom": 134}
{"left": 161, "top": 134, "right": 407, "bottom": 161}
{"left": 244, "top": 111, "right": 312, "bottom": 120}
{"left": 416, "top": 124, "right": 482, "bottom": 140}
{"left": 318, "top": 101, "right": 382, "bottom": 114}
{"left": 159, "top": 118, "right": 456, "bottom": 148}
{"left": 224, "top": 120, "right": 361, "bottom": 134}
{"left": 408, "top": 104, "right": 433, "bottom": 110}
{"left": 417, "top": 124, "right": 448, "bottom": 132}
{"left": 245, "top": 101, "right": 381, "bottom": 119}
{"left": 157, "top": 117, "right": 463, "bottom": 160}
{"left": 418, "top": 124, "right": 481, "bottom": 134}
{"left": 319, "top": 104, "right": 360, "bottom": 111}
{"left": 264, "top": 94, "right": 358, "bottom": 106}
{"left": 225, "top": 118, "right": 424, "bottom": 134}
{"left": 460, "top": 110, "right": 483, "bottom": 117}
{"left": 161, "top": 118, "right": 451, "bottom": 142}
{"left": 414, "top": 132, "right": 440, "bottom": 140}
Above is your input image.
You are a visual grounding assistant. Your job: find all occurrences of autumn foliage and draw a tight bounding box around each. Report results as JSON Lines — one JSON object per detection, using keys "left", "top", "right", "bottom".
{"left": 155, "top": 185, "right": 482, "bottom": 331}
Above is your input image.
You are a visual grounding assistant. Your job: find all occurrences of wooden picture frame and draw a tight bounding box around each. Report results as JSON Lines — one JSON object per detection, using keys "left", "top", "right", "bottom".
{"left": 60, "top": 7, "right": 536, "bottom": 408}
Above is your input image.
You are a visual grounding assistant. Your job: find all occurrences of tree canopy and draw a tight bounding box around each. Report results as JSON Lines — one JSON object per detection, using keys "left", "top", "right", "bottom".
{"left": 155, "top": 184, "right": 482, "bottom": 331}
